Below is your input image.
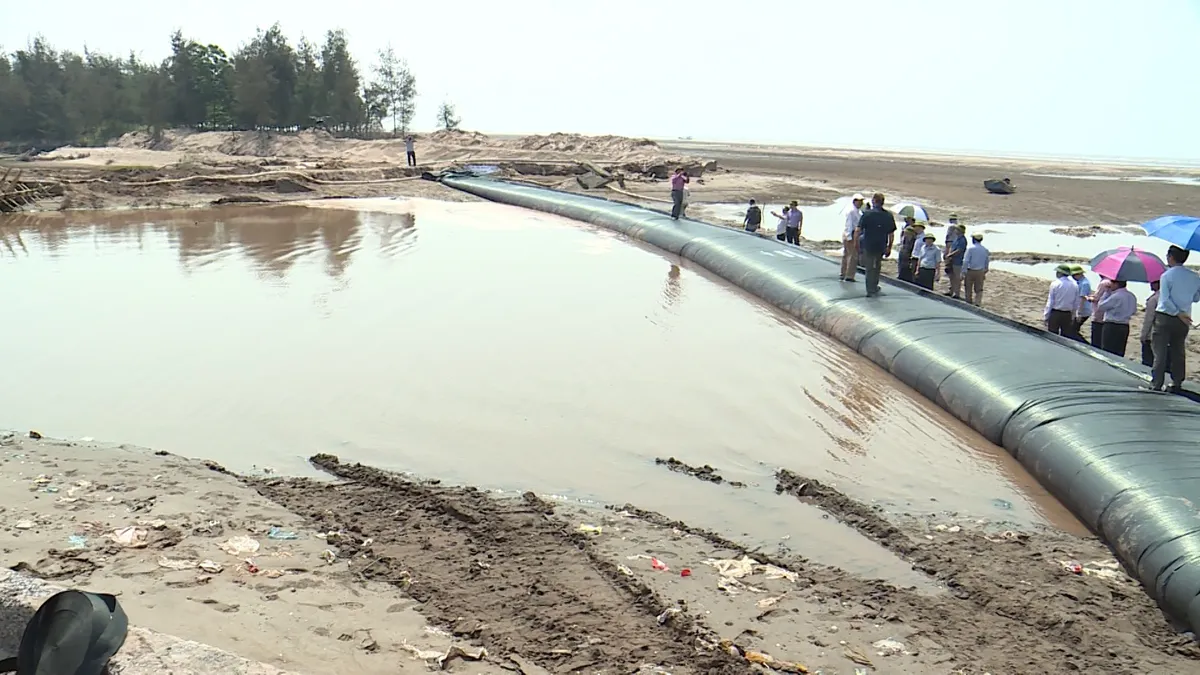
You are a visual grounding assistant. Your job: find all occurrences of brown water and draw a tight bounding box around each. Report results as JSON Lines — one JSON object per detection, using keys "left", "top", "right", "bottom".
{"left": 0, "top": 199, "right": 1084, "bottom": 578}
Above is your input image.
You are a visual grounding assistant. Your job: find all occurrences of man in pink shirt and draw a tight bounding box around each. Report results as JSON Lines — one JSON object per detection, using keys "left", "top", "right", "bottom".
{"left": 1088, "top": 276, "right": 1115, "bottom": 348}
{"left": 669, "top": 168, "right": 689, "bottom": 220}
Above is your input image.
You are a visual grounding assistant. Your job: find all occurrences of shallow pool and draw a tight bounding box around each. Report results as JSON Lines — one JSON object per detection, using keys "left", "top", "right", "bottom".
{"left": 0, "top": 199, "right": 1084, "bottom": 574}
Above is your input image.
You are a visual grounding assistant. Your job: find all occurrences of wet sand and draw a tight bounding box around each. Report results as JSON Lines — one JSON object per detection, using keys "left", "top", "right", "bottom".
{"left": 4, "top": 431, "right": 1194, "bottom": 674}
{"left": 662, "top": 140, "right": 1200, "bottom": 226}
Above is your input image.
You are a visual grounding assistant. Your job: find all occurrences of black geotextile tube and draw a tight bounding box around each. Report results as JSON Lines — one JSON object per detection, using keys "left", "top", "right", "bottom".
{"left": 434, "top": 172, "right": 1200, "bottom": 633}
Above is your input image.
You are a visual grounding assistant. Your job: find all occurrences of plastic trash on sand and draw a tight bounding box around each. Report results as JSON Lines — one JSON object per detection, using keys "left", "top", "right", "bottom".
{"left": 703, "top": 555, "right": 797, "bottom": 582}
{"left": 267, "top": 526, "right": 299, "bottom": 540}
{"left": 400, "top": 643, "right": 488, "bottom": 667}
{"left": 158, "top": 556, "right": 199, "bottom": 571}
{"left": 872, "top": 638, "right": 909, "bottom": 656}
{"left": 576, "top": 524, "right": 603, "bottom": 535}
{"left": 110, "top": 526, "right": 148, "bottom": 548}
{"left": 218, "top": 535, "right": 261, "bottom": 557}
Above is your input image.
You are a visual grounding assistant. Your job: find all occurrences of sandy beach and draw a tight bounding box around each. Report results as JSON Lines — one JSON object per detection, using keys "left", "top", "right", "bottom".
{"left": 4, "top": 130, "right": 1200, "bottom": 672}
{"left": 2, "top": 430, "right": 1196, "bottom": 674}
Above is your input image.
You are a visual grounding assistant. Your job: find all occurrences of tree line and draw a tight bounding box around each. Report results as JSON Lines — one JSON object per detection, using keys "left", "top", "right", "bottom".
{"left": 0, "top": 25, "right": 462, "bottom": 149}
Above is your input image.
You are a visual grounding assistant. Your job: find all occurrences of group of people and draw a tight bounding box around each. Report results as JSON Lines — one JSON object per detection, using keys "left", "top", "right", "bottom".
{"left": 1045, "top": 245, "right": 1200, "bottom": 392}
{"left": 841, "top": 193, "right": 991, "bottom": 302}
{"left": 706, "top": 177, "right": 1200, "bottom": 394}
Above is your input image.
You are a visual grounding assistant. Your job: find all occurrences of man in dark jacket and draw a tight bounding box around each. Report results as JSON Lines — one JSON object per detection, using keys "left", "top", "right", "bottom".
{"left": 743, "top": 199, "right": 763, "bottom": 233}
{"left": 857, "top": 193, "right": 896, "bottom": 297}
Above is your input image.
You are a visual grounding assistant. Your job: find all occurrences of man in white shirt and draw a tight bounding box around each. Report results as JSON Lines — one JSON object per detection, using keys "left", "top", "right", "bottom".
{"left": 962, "top": 233, "right": 990, "bottom": 306}
{"left": 841, "top": 193, "right": 864, "bottom": 282}
{"left": 1044, "top": 264, "right": 1080, "bottom": 338}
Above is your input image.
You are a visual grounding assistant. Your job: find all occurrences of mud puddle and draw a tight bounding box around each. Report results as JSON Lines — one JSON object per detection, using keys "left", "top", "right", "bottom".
{"left": 2, "top": 199, "right": 1081, "bottom": 576}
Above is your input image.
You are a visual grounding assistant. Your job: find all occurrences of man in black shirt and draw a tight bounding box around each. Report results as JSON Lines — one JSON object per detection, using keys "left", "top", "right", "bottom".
{"left": 857, "top": 192, "right": 897, "bottom": 297}
{"left": 743, "top": 199, "right": 763, "bottom": 233}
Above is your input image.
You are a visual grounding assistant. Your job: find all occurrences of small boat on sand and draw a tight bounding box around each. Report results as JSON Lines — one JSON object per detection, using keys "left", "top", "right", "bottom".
{"left": 984, "top": 177, "right": 1016, "bottom": 195}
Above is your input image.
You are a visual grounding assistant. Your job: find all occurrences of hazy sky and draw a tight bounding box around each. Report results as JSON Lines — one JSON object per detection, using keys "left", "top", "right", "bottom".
{"left": 4, "top": 1, "right": 1197, "bottom": 162}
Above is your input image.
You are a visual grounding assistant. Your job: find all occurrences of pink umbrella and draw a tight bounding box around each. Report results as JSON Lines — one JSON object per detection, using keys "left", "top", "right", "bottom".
{"left": 1088, "top": 246, "right": 1167, "bottom": 283}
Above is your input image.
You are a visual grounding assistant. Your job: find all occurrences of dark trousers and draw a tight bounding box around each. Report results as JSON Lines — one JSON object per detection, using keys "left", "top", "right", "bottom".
{"left": 406, "top": 150, "right": 416, "bottom": 167}
{"left": 1047, "top": 309, "right": 1075, "bottom": 337}
{"left": 1143, "top": 339, "right": 1172, "bottom": 371}
{"left": 1100, "top": 322, "right": 1130, "bottom": 357}
{"left": 785, "top": 227, "right": 799, "bottom": 245}
{"left": 1151, "top": 311, "right": 1190, "bottom": 389}
{"left": 897, "top": 255, "right": 913, "bottom": 282}
{"left": 862, "top": 250, "right": 884, "bottom": 295}
{"left": 1090, "top": 320, "right": 1105, "bottom": 348}
{"left": 916, "top": 267, "right": 936, "bottom": 290}
{"left": 670, "top": 189, "right": 684, "bottom": 219}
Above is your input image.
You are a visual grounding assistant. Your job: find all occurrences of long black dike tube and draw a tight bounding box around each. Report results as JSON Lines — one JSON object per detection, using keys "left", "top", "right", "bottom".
{"left": 434, "top": 173, "right": 1200, "bottom": 632}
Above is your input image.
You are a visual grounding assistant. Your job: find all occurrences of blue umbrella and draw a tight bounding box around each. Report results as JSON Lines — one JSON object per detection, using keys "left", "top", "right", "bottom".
{"left": 1141, "top": 215, "right": 1200, "bottom": 250}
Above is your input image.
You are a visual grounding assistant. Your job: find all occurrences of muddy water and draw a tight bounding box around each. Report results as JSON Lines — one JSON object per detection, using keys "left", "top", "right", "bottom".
{"left": 1, "top": 200, "right": 1085, "bottom": 577}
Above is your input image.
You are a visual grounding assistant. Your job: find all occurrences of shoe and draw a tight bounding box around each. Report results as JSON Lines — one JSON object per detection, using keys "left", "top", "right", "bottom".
{"left": 1169, "top": 384, "right": 1184, "bottom": 394}
{"left": 943, "top": 292, "right": 954, "bottom": 296}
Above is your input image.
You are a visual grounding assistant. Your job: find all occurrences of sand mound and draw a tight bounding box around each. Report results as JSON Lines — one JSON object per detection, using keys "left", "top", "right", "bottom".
{"left": 506, "top": 132, "right": 660, "bottom": 155}
{"left": 427, "top": 129, "right": 490, "bottom": 146}
{"left": 111, "top": 129, "right": 344, "bottom": 158}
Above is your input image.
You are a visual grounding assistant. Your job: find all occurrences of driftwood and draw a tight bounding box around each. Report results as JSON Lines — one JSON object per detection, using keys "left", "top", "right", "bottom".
{"left": 0, "top": 169, "right": 64, "bottom": 212}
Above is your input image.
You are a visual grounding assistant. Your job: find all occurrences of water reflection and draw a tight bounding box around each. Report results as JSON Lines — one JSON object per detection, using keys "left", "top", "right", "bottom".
{"left": 662, "top": 263, "right": 684, "bottom": 310}
{"left": 0, "top": 206, "right": 377, "bottom": 282}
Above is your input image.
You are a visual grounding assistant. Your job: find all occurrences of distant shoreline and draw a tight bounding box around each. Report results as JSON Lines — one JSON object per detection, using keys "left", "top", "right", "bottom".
{"left": 657, "top": 139, "right": 1200, "bottom": 175}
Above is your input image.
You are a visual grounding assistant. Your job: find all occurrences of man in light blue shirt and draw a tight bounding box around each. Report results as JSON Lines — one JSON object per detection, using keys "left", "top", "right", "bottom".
{"left": 1151, "top": 245, "right": 1200, "bottom": 392}
{"left": 1071, "top": 266, "right": 1092, "bottom": 341}
{"left": 963, "top": 233, "right": 989, "bottom": 306}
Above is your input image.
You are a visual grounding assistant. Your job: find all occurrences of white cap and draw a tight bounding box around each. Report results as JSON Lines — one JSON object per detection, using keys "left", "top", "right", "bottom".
{"left": 852, "top": 193, "right": 865, "bottom": 201}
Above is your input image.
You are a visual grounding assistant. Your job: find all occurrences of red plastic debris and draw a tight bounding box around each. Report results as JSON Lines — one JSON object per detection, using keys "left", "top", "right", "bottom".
{"left": 680, "top": 568, "right": 692, "bottom": 577}
{"left": 1065, "top": 561, "right": 1082, "bottom": 575}
{"left": 650, "top": 557, "right": 668, "bottom": 571}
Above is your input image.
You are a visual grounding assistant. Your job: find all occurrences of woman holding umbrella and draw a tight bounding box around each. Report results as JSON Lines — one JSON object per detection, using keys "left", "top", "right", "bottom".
{"left": 1089, "top": 246, "right": 1167, "bottom": 358}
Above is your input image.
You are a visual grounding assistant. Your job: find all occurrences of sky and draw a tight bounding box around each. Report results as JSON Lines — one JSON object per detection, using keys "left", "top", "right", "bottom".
{"left": 3, "top": 0, "right": 1198, "bottom": 163}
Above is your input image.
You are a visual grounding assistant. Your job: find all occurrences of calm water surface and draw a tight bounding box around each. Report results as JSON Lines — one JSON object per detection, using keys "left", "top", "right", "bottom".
{"left": 0, "top": 199, "right": 1084, "bottom": 576}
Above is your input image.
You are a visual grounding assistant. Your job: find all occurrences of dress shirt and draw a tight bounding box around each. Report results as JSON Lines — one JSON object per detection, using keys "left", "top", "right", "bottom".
{"left": 1157, "top": 265, "right": 1200, "bottom": 317}
{"left": 1096, "top": 287, "right": 1137, "bottom": 324}
{"left": 1044, "top": 276, "right": 1080, "bottom": 319}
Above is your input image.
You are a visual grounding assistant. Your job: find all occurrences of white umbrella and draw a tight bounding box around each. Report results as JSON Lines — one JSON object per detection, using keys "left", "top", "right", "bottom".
{"left": 891, "top": 203, "right": 930, "bottom": 222}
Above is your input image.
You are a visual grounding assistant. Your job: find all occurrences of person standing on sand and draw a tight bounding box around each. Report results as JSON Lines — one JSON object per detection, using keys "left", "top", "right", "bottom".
{"left": 1151, "top": 245, "right": 1200, "bottom": 393}
{"left": 944, "top": 226, "right": 968, "bottom": 299}
{"left": 783, "top": 200, "right": 803, "bottom": 245}
{"left": 743, "top": 199, "right": 763, "bottom": 233}
{"left": 405, "top": 136, "right": 417, "bottom": 167}
{"left": 963, "top": 233, "right": 990, "bottom": 306}
{"left": 897, "top": 222, "right": 917, "bottom": 283}
{"left": 909, "top": 223, "right": 927, "bottom": 279}
{"left": 1071, "top": 266, "right": 1093, "bottom": 342}
{"left": 1141, "top": 280, "right": 1164, "bottom": 368}
{"left": 669, "top": 168, "right": 689, "bottom": 220}
{"left": 771, "top": 205, "right": 790, "bottom": 242}
{"left": 915, "top": 233, "right": 942, "bottom": 290}
{"left": 1096, "top": 280, "right": 1136, "bottom": 357}
{"left": 858, "top": 193, "right": 897, "bottom": 297}
{"left": 1045, "top": 264, "right": 1081, "bottom": 338}
{"left": 841, "top": 194, "right": 864, "bottom": 282}
{"left": 1088, "top": 273, "right": 1116, "bottom": 348}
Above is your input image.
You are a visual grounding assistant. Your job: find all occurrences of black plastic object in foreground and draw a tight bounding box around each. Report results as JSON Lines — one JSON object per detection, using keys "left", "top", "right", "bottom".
{"left": 437, "top": 173, "right": 1200, "bottom": 634}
